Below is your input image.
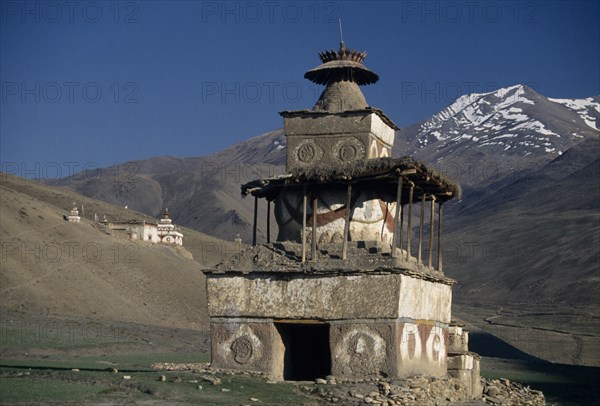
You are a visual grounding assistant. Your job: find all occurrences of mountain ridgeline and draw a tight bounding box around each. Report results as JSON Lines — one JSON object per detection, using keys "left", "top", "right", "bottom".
{"left": 47, "top": 84, "right": 600, "bottom": 364}
{"left": 49, "top": 85, "right": 598, "bottom": 241}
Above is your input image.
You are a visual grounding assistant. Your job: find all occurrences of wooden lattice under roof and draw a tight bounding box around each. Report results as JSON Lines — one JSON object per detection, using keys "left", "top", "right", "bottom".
{"left": 241, "top": 157, "right": 460, "bottom": 203}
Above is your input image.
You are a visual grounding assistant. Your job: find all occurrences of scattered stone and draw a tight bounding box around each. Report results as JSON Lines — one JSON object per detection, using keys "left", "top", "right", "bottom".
{"left": 221, "top": 388, "right": 231, "bottom": 392}
{"left": 158, "top": 375, "right": 166, "bottom": 382}
{"left": 122, "top": 375, "right": 131, "bottom": 380}
{"left": 71, "top": 368, "right": 80, "bottom": 372}
{"left": 315, "top": 378, "right": 327, "bottom": 385}
{"left": 202, "top": 375, "right": 222, "bottom": 385}
{"left": 249, "top": 398, "right": 260, "bottom": 402}
{"left": 305, "top": 375, "right": 545, "bottom": 406}
{"left": 197, "top": 385, "right": 203, "bottom": 390}
{"left": 486, "top": 395, "right": 502, "bottom": 404}
{"left": 150, "top": 362, "right": 210, "bottom": 371}
{"left": 173, "top": 376, "right": 182, "bottom": 383}
{"left": 485, "top": 386, "right": 500, "bottom": 396}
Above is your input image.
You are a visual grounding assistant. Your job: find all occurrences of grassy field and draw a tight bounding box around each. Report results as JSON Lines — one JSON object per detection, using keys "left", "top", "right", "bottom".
{"left": 0, "top": 313, "right": 320, "bottom": 405}
{"left": 2, "top": 313, "right": 599, "bottom": 405}
{"left": 1, "top": 362, "right": 318, "bottom": 405}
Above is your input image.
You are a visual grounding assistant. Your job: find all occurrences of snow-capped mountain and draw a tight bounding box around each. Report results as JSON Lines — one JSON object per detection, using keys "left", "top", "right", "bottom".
{"left": 52, "top": 84, "right": 598, "bottom": 236}
{"left": 394, "top": 84, "right": 599, "bottom": 189}
{"left": 548, "top": 96, "right": 600, "bottom": 131}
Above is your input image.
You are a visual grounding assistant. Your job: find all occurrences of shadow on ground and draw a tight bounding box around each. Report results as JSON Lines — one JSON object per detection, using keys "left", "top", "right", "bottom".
{"left": 471, "top": 332, "right": 600, "bottom": 406}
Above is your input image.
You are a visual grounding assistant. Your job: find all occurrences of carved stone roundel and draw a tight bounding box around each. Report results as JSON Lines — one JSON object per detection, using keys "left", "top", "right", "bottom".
{"left": 230, "top": 336, "right": 253, "bottom": 364}
{"left": 298, "top": 144, "right": 315, "bottom": 162}
{"left": 333, "top": 138, "right": 366, "bottom": 162}
{"left": 293, "top": 140, "right": 323, "bottom": 164}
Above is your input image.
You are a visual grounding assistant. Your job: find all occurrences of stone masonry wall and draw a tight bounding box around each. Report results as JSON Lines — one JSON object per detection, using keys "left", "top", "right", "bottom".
{"left": 284, "top": 112, "right": 394, "bottom": 172}
{"left": 206, "top": 273, "right": 451, "bottom": 323}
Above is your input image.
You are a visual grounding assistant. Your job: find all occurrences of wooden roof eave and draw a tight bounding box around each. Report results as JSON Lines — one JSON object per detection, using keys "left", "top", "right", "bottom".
{"left": 242, "top": 172, "right": 458, "bottom": 203}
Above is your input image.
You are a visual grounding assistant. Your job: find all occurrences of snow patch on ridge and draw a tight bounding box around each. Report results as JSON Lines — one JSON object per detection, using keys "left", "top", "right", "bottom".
{"left": 549, "top": 97, "right": 600, "bottom": 131}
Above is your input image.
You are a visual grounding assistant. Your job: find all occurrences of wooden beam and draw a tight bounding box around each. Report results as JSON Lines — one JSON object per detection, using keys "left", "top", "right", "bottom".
{"left": 391, "top": 176, "right": 403, "bottom": 258}
{"left": 266, "top": 200, "right": 271, "bottom": 244}
{"left": 437, "top": 202, "right": 443, "bottom": 272}
{"left": 311, "top": 194, "right": 318, "bottom": 261}
{"left": 252, "top": 196, "right": 258, "bottom": 246}
{"left": 301, "top": 186, "right": 307, "bottom": 263}
{"left": 406, "top": 185, "right": 414, "bottom": 261}
{"left": 428, "top": 196, "right": 436, "bottom": 268}
{"left": 418, "top": 193, "right": 425, "bottom": 264}
{"left": 342, "top": 183, "right": 352, "bottom": 260}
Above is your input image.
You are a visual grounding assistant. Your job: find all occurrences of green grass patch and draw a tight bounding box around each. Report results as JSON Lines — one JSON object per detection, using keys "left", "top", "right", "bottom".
{"left": 0, "top": 352, "right": 210, "bottom": 371}
{"left": 0, "top": 367, "right": 315, "bottom": 405}
{"left": 0, "top": 376, "right": 103, "bottom": 403}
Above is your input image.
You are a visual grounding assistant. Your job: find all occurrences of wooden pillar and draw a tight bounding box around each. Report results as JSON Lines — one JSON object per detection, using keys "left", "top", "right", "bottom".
{"left": 342, "top": 183, "right": 352, "bottom": 260}
{"left": 266, "top": 200, "right": 271, "bottom": 244}
{"left": 391, "top": 176, "right": 403, "bottom": 258}
{"left": 301, "top": 186, "right": 307, "bottom": 263}
{"left": 252, "top": 196, "right": 258, "bottom": 246}
{"left": 311, "top": 193, "right": 318, "bottom": 261}
{"left": 417, "top": 193, "right": 426, "bottom": 264}
{"left": 399, "top": 203, "right": 404, "bottom": 254}
{"left": 437, "top": 202, "right": 443, "bottom": 272}
{"left": 428, "top": 196, "right": 436, "bottom": 268}
{"left": 406, "top": 185, "right": 414, "bottom": 261}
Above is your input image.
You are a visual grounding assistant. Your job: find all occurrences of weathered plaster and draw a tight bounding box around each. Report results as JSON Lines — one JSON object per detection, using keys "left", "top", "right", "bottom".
{"left": 206, "top": 273, "right": 452, "bottom": 323}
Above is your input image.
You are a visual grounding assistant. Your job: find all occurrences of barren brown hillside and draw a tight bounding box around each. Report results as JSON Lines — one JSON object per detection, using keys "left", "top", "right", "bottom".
{"left": 0, "top": 173, "right": 235, "bottom": 329}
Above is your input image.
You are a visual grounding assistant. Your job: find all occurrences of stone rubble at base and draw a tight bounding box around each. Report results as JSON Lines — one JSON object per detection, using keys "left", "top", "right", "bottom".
{"left": 149, "top": 361, "right": 546, "bottom": 405}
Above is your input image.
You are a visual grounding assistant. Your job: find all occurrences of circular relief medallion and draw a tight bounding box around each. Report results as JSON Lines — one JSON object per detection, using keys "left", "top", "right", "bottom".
{"left": 230, "top": 336, "right": 253, "bottom": 364}
{"left": 293, "top": 140, "right": 323, "bottom": 164}
{"left": 298, "top": 144, "right": 315, "bottom": 162}
{"left": 334, "top": 328, "right": 386, "bottom": 376}
{"left": 332, "top": 138, "right": 366, "bottom": 162}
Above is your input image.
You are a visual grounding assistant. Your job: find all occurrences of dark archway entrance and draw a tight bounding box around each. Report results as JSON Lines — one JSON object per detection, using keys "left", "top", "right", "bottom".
{"left": 275, "top": 322, "right": 331, "bottom": 381}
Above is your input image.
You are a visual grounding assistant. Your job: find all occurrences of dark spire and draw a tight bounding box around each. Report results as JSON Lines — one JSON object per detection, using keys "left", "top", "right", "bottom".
{"left": 304, "top": 42, "right": 379, "bottom": 86}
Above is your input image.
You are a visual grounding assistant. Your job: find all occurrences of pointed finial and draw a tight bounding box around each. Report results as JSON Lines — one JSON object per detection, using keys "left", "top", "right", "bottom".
{"left": 339, "top": 19, "right": 344, "bottom": 46}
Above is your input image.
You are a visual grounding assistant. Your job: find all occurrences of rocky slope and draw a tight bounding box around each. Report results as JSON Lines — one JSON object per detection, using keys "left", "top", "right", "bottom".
{"left": 0, "top": 173, "right": 235, "bottom": 329}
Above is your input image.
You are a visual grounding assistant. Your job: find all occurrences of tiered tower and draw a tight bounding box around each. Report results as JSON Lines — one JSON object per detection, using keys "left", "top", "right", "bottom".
{"left": 276, "top": 40, "right": 398, "bottom": 244}
{"left": 202, "top": 40, "right": 480, "bottom": 397}
{"left": 67, "top": 206, "right": 81, "bottom": 223}
{"left": 157, "top": 209, "right": 183, "bottom": 246}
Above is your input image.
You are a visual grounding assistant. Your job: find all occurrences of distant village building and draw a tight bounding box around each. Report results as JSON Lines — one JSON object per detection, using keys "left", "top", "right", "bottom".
{"left": 99, "top": 209, "right": 183, "bottom": 246}
{"left": 67, "top": 207, "right": 81, "bottom": 223}
{"left": 157, "top": 209, "right": 183, "bottom": 246}
{"left": 202, "top": 39, "right": 481, "bottom": 398}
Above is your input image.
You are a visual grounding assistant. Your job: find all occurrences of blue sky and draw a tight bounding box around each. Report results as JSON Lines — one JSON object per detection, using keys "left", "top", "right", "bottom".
{"left": 1, "top": 0, "right": 599, "bottom": 177}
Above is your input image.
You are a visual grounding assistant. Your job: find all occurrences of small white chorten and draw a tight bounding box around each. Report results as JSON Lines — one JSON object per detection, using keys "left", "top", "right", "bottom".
{"left": 67, "top": 207, "right": 81, "bottom": 223}
{"left": 157, "top": 208, "right": 183, "bottom": 246}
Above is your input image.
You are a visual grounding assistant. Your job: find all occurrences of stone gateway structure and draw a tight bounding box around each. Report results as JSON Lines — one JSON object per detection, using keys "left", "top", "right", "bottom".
{"left": 203, "top": 40, "right": 481, "bottom": 398}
